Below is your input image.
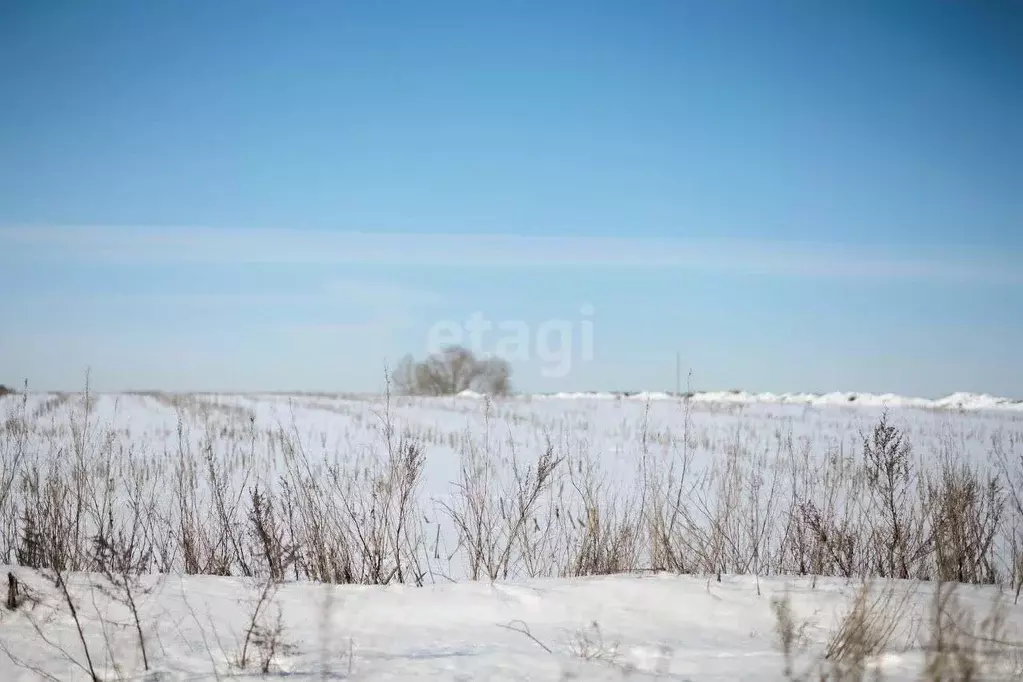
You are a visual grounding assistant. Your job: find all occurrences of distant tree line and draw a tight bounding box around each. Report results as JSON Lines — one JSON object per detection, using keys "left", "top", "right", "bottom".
{"left": 393, "top": 345, "right": 511, "bottom": 396}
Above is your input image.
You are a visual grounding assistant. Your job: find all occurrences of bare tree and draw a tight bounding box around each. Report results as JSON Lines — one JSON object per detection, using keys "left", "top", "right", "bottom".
{"left": 394, "top": 346, "right": 512, "bottom": 396}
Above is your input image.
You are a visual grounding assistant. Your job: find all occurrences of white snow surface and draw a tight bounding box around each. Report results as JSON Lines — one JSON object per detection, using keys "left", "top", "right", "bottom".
{"left": 3, "top": 569, "right": 1021, "bottom": 681}
{"left": 519, "top": 390, "right": 1023, "bottom": 412}
{"left": 2, "top": 390, "right": 1023, "bottom": 679}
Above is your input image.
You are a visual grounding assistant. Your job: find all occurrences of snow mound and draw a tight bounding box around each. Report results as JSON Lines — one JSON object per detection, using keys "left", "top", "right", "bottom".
{"left": 2, "top": 568, "right": 1015, "bottom": 681}
{"left": 454, "top": 390, "right": 1023, "bottom": 412}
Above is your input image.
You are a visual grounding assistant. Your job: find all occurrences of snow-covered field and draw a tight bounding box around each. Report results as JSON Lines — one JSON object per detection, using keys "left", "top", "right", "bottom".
{"left": 1, "top": 390, "right": 1023, "bottom": 680}
{"left": 3, "top": 569, "right": 1022, "bottom": 681}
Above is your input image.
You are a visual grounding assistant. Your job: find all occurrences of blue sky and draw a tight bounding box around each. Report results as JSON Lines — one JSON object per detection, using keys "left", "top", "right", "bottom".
{"left": 1, "top": 0, "right": 1021, "bottom": 396}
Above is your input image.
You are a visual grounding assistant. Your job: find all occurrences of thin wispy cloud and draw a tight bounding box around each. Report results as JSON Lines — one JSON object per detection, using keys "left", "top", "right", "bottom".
{"left": 2, "top": 225, "right": 1021, "bottom": 285}
{"left": 323, "top": 277, "right": 447, "bottom": 307}
{"left": 8, "top": 276, "right": 446, "bottom": 310}
{"left": 279, "top": 312, "right": 421, "bottom": 337}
